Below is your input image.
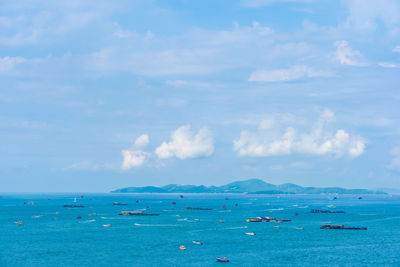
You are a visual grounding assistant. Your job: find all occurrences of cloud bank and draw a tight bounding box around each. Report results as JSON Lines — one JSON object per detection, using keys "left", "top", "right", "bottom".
{"left": 155, "top": 125, "right": 214, "bottom": 160}
{"left": 233, "top": 110, "right": 365, "bottom": 158}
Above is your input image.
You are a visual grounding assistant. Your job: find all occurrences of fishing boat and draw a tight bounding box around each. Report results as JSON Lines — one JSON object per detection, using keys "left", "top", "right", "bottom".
{"left": 320, "top": 224, "right": 367, "bottom": 230}
{"left": 192, "top": 241, "right": 203, "bottom": 245}
{"left": 113, "top": 202, "right": 128, "bottom": 206}
{"left": 119, "top": 211, "right": 159, "bottom": 216}
{"left": 311, "top": 209, "right": 345, "bottom": 213}
{"left": 179, "top": 245, "right": 186, "bottom": 250}
{"left": 216, "top": 257, "right": 229, "bottom": 262}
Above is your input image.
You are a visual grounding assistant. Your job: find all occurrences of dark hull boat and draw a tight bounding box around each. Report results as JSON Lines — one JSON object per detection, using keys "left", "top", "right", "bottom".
{"left": 113, "top": 202, "right": 128, "bottom": 206}
{"left": 119, "top": 211, "right": 159, "bottom": 216}
{"left": 320, "top": 224, "right": 367, "bottom": 230}
{"left": 311, "top": 209, "right": 345, "bottom": 213}
{"left": 246, "top": 216, "right": 291, "bottom": 222}
{"left": 184, "top": 207, "right": 213, "bottom": 210}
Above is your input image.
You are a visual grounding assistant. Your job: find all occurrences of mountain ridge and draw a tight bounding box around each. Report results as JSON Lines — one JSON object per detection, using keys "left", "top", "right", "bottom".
{"left": 111, "top": 179, "right": 387, "bottom": 194}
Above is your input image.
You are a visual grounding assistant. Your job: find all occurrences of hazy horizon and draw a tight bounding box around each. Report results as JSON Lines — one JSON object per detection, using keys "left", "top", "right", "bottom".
{"left": 1, "top": 0, "right": 400, "bottom": 192}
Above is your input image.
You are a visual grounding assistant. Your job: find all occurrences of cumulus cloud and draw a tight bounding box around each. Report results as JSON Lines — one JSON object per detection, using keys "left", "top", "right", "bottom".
{"left": 121, "top": 150, "right": 149, "bottom": 170}
{"left": 155, "top": 125, "right": 214, "bottom": 160}
{"left": 233, "top": 110, "right": 366, "bottom": 158}
{"left": 248, "top": 65, "right": 331, "bottom": 82}
{"left": 121, "top": 134, "right": 150, "bottom": 170}
{"left": 134, "top": 134, "right": 149, "bottom": 147}
{"left": 334, "top": 40, "right": 366, "bottom": 66}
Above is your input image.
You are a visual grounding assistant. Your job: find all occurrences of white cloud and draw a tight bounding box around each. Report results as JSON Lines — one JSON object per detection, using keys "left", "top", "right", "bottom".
{"left": 343, "top": 0, "right": 400, "bottom": 30}
{"left": 334, "top": 40, "right": 366, "bottom": 66}
{"left": 0, "top": 56, "right": 25, "bottom": 74}
{"left": 121, "top": 150, "right": 148, "bottom": 170}
{"left": 248, "top": 65, "right": 331, "bottom": 82}
{"left": 120, "top": 134, "right": 150, "bottom": 170}
{"left": 378, "top": 62, "right": 400, "bottom": 68}
{"left": 134, "top": 134, "right": 149, "bottom": 147}
{"left": 155, "top": 125, "right": 214, "bottom": 160}
{"left": 393, "top": 46, "right": 400, "bottom": 52}
{"left": 233, "top": 110, "right": 365, "bottom": 158}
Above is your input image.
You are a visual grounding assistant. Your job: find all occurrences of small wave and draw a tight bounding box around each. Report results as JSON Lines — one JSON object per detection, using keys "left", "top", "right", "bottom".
{"left": 223, "top": 226, "right": 248, "bottom": 230}
{"left": 80, "top": 219, "right": 96, "bottom": 224}
{"left": 134, "top": 224, "right": 179, "bottom": 227}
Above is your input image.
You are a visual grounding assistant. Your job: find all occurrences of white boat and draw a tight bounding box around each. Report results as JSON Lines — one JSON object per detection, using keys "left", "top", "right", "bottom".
{"left": 245, "top": 232, "right": 256, "bottom": 235}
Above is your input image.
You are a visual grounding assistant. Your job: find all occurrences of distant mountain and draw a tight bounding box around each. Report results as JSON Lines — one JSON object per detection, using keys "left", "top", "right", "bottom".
{"left": 112, "top": 179, "right": 386, "bottom": 194}
{"left": 375, "top": 188, "right": 400, "bottom": 194}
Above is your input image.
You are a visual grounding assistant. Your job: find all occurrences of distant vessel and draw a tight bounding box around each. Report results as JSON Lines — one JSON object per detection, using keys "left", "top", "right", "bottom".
{"left": 311, "top": 209, "right": 345, "bottom": 213}
{"left": 184, "top": 207, "right": 213, "bottom": 210}
{"left": 320, "top": 224, "right": 367, "bottom": 230}
{"left": 217, "top": 257, "right": 229, "bottom": 262}
{"left": 246, "top": 216, "right": 291, "bottom": 222}
{"left": 179, "top": 245, "right": 186, "bottom": 250}
{"left": 113, "top": 202, "right": 128, "bottom": 206}
{"left": 64, "top": 205, "right": 84, "bottom": 208}
{"left": 103, "top": 224, "right": 112, "bottom": 227}
{"left": 119, "top": 211, "right": 159, "bottom": 216}
{"left": 245, "top": 232, "right": 256, "bottom": 235}
{"left": 15, "top": 221, "right": 24, "bottom": 226}
{"left": 192, "top": 241, "right": 203, "bottom": 245}
{"left": 296, "top": 227, "right": 304, "bottom": 230}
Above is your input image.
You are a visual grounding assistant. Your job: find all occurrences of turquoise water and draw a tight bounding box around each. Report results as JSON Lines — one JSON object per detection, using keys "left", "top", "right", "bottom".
{"left": 1, "top": 194, "right": 400, "bottom": 266}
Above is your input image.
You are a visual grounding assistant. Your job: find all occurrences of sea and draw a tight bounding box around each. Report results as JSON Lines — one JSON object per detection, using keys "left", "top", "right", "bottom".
{"left": 1, "top": 193, "right": 399, "bottom": 266}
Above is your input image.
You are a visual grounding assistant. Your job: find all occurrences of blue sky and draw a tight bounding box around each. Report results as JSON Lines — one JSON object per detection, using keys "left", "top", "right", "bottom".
{"left": 1, "top": 0, "right": 400, "bottom": 192}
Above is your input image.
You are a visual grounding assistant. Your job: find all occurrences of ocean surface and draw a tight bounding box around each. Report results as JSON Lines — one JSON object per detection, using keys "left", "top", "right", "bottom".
{"left": 1, "top": 193, "right": 399, "bottom": 266}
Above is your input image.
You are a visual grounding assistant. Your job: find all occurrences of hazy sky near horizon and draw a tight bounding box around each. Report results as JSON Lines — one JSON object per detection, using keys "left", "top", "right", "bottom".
{"left": 1, "top": 0, "right": 400, "bottom": 192}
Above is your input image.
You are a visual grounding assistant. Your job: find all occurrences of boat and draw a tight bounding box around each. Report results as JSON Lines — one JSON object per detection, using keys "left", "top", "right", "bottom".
{"left": 192, "top": 240, "right": 203, "bottom": 245}
{"left": 15, "top": 221, "right": 24, "bottom": 226}
{"left": 216, "top": 257, "right": 229, "bottom": 262}
{"left": 64, "top": 205, "right": 84, "bottom": 208}
{"left": 113, "top": 202, "right": 128, "bottom": 206}
{"left": 103, "top": 224, "right": 112, "bottom": 227}
{"left": 179, "top": 245, "right": 186, "bottom": 250}
{"left": 119, "top": 211, "right": 159, "bottom": 216}
{"left": 184, "top": 207, "right": 213, "bottom": 210}
{"left": 296, "top": 227, "right": 304, "bottom": 230}
{"left": 246, "top": 216, "right": 291, "bottom": 222}
{"left": 311, "top": 209, "right": 345, "bottom": 213}
{"left": 245, "top": 232, "right": 256, "bottom": 235}
{"left": 218, "top": 220, "right": 225, "bottom": 223}
{"left": 320, "top": 224, "right": 367, "bottom": 230}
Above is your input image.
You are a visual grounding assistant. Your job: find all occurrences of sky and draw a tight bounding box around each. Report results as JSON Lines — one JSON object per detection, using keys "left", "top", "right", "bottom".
{"left": 1, "top": 0, "right": 400, "bottom": 192}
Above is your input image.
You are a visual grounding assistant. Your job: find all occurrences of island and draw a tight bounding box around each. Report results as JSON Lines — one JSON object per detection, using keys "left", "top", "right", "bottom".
{"left": 111, "top": 179, "right": 386, "bottom": 194}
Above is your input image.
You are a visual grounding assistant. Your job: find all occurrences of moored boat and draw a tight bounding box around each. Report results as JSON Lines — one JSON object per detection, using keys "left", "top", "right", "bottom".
{"left": 192, "top": 240, "right": 203, "bottom": 245}
{"left": 320, "top": 224, "right": 367, "bottom": 230}
{"left": 113, "top": 202, "right": 128, "bottom": 206}
{"left": 216, "top": 257, "right": 229, "bottom": 262}
{"left": 184, "top": 207, "right": 213, "bottom": 210}
{"left": 311, "top": 209, "right": 345, "bottom": 213}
